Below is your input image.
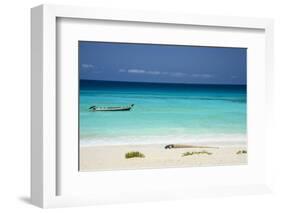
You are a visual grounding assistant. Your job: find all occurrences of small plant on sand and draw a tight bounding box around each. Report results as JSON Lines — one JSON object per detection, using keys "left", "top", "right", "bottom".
{"left": 236, "top": 150, "right": 247, "bottom": 155}
{"left": 182, "top": 150, "right": 212, "bottom": 157}
{"left": 125, "top": 151, "right": 145, "bottom": 159}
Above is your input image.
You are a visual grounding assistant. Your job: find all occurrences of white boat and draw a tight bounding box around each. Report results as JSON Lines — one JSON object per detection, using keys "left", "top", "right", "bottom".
{"left": 89, "top": 104, "right": 134, "bottom": 112}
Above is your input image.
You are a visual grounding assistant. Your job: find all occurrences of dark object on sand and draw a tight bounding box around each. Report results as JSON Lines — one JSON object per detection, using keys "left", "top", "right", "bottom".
{"left": 89, "top": 104, "right": 134, "bottom": 112}
{"left": 165, "top": 144, "right": 218, "bottom": 149}
{"left": 165, "top": 144, "right": 175, "bottom": 149}
{"left": 236, "top": 150, "right": 247, "bottom": 154}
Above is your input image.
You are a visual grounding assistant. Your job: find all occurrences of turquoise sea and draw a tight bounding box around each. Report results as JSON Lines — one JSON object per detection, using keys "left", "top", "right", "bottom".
{"left": 79, "top": 80, "right": 247, "bottom": 146}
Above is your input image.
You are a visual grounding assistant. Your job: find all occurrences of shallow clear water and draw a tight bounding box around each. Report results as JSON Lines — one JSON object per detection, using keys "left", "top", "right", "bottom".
{"left": 80, "top": 80, "right": 247, "bottom": 146}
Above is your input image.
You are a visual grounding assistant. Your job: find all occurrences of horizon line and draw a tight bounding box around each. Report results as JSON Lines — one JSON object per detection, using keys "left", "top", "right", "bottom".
{"left": 80, "top": 79, "right": 247, "bottom": 86}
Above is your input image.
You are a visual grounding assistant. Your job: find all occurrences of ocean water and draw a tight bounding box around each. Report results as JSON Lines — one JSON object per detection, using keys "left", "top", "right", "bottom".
{"left": 80, "top": 80, "right": 247, "bottom": 146}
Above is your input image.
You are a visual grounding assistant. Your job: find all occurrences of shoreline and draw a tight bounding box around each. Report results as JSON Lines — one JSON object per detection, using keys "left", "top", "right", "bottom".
{"left": 80, "top": 143, "right": 247, "bottom": 172}
{"left": 80, "top": 142, "right": 247, "bottom": 147}
{"left": 80, "top": 135, "right": 247, "bottom": 147}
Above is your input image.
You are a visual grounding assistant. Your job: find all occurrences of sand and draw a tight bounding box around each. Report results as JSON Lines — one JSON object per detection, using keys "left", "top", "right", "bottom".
{"left": 79, "top": 144, "right": 247, "bottom": 172}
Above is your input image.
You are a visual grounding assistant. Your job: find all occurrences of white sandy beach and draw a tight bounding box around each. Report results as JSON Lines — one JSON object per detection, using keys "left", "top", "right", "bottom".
{"left": 79, "top": 144, "right": 247, "bottom": 171}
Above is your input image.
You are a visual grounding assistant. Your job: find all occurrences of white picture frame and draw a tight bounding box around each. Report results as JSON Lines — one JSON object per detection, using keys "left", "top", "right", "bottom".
{"left": 31, "top": 4, "right": 274, "bottom": 208}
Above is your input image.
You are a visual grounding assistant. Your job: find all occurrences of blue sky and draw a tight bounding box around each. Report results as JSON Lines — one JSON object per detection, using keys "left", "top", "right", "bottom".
{"left": 79, "top": 41, "right": 246, "bottom": 85}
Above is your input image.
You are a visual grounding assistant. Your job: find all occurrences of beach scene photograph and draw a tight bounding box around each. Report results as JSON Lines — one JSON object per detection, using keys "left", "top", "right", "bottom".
{"left": 79, "top": 41, "right": 247, "bottom": 171}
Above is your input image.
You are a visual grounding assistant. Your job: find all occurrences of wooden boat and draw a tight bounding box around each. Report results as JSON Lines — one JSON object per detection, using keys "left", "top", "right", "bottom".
{"left": 89, "top": 104, "right": 134, "bottom": 112}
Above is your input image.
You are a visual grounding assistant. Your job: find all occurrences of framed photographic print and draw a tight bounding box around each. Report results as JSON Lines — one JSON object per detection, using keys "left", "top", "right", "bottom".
{"left": 31, "top": 4, "right": 274, "bottom": 208}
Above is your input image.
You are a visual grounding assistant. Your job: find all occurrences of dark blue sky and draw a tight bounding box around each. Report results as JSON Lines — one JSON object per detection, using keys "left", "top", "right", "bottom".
{"left": 79, "top": 41, "right": 246, "bottom": 85}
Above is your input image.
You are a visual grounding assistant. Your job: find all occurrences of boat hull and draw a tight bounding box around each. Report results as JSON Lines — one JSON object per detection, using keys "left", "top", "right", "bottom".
{"left": 89, "top": 104, "right": 134, "bottom": 112}
{"left": 93, "top": 107, "right": 132, "bottom": 112}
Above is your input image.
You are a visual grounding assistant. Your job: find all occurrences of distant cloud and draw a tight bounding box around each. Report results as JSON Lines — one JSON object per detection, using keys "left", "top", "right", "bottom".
{"left": 127, "top": 69, "right": 161, "bottom": 75}
{"left": 81, "top": 63, "right": 102, "bottom": 73}
{"left": 127, "top": 69, "right": 146, "bottom": 74}
{"left": 119, "top": 68, "right": 185, "bottom": 77}
{"left": 170, "top": 72, "right": 186, "bottom": 77}
{"left": 191, "top": 74, "right": 213, "bottom": 78}
{"left": 118, "top": 68, "right": 127, "bottom": 73}
{"left": 82, "top": 63, "right": 95, "bottom": 69}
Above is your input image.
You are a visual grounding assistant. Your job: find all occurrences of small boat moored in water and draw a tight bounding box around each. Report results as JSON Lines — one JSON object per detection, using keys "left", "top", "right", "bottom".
{"left": 89, "top": 104, "right": 134, "bottom": 112}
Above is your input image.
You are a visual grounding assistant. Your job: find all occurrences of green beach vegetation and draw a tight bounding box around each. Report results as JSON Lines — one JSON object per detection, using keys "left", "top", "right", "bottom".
{"left": 182, "top": 150, "right": 212, "bottom": 157}
{"left": 125, "top": 151, "right": 145, "bottom": 159}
